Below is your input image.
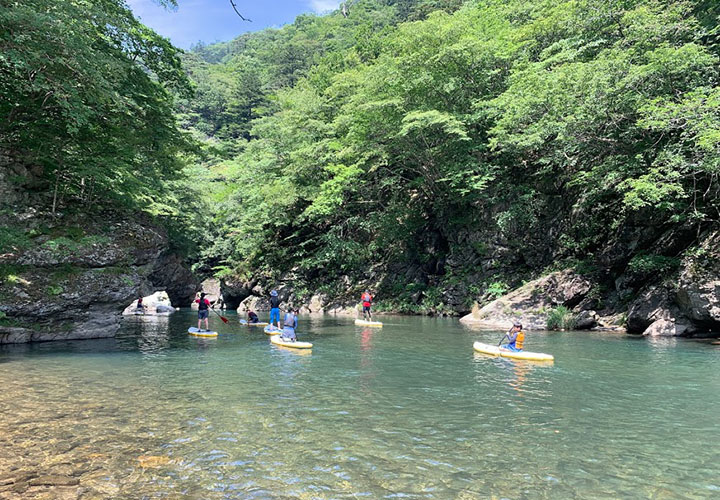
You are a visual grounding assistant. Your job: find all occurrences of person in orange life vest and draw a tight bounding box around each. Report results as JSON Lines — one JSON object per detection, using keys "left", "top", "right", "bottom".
{"left": 499, "top": 321, "right": 525, "bottom": 352}
{"left": 361, "top": 290, "right": 374, "bottom": 321}
{"left": 195, "top": 292, "right": 212, "bottom": 331}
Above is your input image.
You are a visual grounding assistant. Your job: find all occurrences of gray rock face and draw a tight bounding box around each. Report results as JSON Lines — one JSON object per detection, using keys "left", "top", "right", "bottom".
{"left": 149, "top": 254, "right": 198, "bottom": 306}
{"left": 626, "top": 231, "right": 720, "bottom": 336}
{"left": 0, "top": 213, "right": 198, "bottom": 344}
{"left": 676, "top": 231, "right": 720, "bottom": 330}
{"left": 460, "top": 269, "right": 593, "bottom": 330}
{"left": 575, "top": 310, "right": 598, "bottom": 330}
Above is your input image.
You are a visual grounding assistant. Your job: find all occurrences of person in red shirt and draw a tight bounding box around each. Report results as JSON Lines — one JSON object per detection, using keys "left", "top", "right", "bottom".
{"left": 361, "top": 290, "right": 374, "bottom": 321}
{"left": 195, "top": 292, "right": 212, "bottom": 331}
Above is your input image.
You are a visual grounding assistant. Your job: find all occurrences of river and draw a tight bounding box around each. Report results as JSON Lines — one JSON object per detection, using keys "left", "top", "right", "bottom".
{"left": 1, "top": 311, "right": 719, "bottom": 498}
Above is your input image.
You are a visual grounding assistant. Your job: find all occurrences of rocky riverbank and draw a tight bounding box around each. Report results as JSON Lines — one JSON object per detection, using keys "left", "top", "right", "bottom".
{"left": 219, "top": 232, "right": 720, "bottom": 337}
{"left": 0, "top": 209, "right": 198, "bottom": 343}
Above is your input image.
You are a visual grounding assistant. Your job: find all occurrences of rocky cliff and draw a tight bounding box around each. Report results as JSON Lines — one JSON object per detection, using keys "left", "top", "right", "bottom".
{"left": 0, "top": 209, "right": 198, "bottom": 343}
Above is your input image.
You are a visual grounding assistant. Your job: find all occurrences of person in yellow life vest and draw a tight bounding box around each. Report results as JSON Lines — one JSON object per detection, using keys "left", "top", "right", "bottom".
{"left": 500, "top": 321, "right": 525, "bottom": 352}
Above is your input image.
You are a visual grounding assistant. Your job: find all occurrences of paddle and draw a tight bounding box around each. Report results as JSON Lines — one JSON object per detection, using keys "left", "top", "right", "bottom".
{"left": 211, "top": 307, "right": 229, "bottom": 324}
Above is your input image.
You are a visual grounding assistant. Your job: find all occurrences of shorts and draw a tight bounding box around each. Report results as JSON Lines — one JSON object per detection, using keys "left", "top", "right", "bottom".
{"left": 502, "top": 345, "right": 521, "bottom": 352}
{"left": 363, "top": 305, "right": 371, "bottom": 313}
{"left": 270, "top": 308, "right": 280, "bottom": 323}
{"left": 198, "top": 310, "right": 209, "bottom": 319}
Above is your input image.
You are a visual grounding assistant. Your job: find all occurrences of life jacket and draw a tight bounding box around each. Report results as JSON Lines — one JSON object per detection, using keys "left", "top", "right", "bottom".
{"left": 514, "top": 331, "right": 525, "bottom": 350}
{"left": 198, "top": 298, "right": 209, "bottom": 311}
{"left": 361, "top": 293, "right": 372, "bottom": 306}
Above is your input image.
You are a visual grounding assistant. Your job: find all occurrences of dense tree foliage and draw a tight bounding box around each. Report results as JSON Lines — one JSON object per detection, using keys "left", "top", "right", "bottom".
{"left": 3, "top": 0, "right": 718, "bottom": 312}
{"left": 0, "top": 0, "right": 192, "bottom": 213}
{"left": 180, "top": 0, "right": 718, "bottom": 311}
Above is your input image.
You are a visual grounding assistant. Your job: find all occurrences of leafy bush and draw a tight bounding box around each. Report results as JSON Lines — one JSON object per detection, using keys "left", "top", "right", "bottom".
{"left": 627, "top": 254, "right": 680, "bottom": 276}
{"left": 546, "top": 306, "right": 577, "bottom": 330}
{"left": 486, "top": 281, "right": 509, "bottom": 299}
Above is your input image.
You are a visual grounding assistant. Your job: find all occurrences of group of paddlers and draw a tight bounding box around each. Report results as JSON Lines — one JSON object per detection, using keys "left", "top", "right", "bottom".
{"left": 193, "top": 289, "right": 527, "bottom": 352}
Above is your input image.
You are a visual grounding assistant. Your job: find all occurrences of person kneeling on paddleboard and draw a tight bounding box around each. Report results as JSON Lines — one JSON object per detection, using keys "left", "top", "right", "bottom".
{"left": 499, "top": 321, "right": 524, "bottom": 352}
{"left": 195, "top": 292, "right": 212, "bottom": 332}
{"left": 248, "top": 310, "right": 259, "bottom": 324}
{"left": 282, "top": 309, "right": 299, "bottom": 342}
{"left": 361, "top": 290, "right": 373, "bottom": 321}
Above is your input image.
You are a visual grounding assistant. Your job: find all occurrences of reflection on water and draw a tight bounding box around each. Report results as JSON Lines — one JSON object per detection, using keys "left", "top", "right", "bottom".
{"left": 1, "top": 311, "right": 719, "bottom": 499}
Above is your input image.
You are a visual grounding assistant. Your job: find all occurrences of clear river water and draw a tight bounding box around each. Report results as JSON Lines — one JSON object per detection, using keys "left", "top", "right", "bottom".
{"left": 1, "top": 311, "right": 719, "bottom": 499}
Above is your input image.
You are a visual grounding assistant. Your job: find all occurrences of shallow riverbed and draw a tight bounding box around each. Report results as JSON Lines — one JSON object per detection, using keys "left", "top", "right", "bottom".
{"left": 1, "top": 311, "right": 719, "bottom": 499}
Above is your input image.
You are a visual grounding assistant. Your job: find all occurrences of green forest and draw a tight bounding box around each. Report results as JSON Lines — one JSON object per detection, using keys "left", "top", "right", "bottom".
{"left": 2, "top": 0, "right": 719, "bottom": 316}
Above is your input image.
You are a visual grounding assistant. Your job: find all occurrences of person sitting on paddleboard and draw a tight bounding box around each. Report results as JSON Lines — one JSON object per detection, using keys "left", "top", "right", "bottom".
{"left": 500, "top": 321, "right": 524, "bottom": 352}
{"left": 248, "top": 310, "right": 259, "bottom": 324}
{"left": 361, "top": 290, "right": 373, "bottom": 321}
{"left": 269, "top": 290, "right": 281, "bottom": 329}
{"left": 281, "top": 309, "right": 299, "bottom": 342}
{"left": 195, "top": 292, "right": 212, "bottom": 332}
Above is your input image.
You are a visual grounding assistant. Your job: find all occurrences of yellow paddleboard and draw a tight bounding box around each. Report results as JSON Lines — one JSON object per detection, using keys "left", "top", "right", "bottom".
{"left": 355, "top": 319, "right": 383, "bottom": 328}
{"left": 188, "top": 327, "right": 218, "bottom": 338}
{"left": 245, "top": 322, "right": 269, "bottom": 327}
{"left": 473, "top": 342, "right": 553, "bottom": 362}
{"left": 270, "top": 335, "right": 312, "bottom": 349}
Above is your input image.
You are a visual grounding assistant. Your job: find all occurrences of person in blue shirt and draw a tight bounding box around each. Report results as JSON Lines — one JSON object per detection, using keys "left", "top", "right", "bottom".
{"left": 499, "top": 321, "right": 525, "bottom": 352}
{"left": 282, "top": 309, "right": 299, "bottom": 342}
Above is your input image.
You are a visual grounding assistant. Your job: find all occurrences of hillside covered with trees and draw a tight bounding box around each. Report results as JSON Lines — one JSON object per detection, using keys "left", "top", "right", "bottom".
{"left": 1, "top": 0, "right": 719, "bottom": 338}
{"left": 178, "top": 0, "right": 719, "bottom": 328}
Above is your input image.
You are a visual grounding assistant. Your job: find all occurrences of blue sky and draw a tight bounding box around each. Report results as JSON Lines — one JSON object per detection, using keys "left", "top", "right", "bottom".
{"left": 127, "top": 0, "right": 342, "bottom": 49}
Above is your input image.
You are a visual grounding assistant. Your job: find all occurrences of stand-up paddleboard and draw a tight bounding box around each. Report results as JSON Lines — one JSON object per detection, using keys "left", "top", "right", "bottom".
{"left": 270, "top": 335, "right": 312, "bottom": 349}
{"left": 188, "top": 327, "right": 218, "bottom": 338}
{"left": 264, "top": 325, "right": 283, "bottom": 335}
{"left": 246, "top": 322, "right": 269, "bottom": 327}
{"left": 355, "top": 319, "right": 383, "bottom": 327}
{"left": 473, "top": 342, "right": 553, "bottom": 362}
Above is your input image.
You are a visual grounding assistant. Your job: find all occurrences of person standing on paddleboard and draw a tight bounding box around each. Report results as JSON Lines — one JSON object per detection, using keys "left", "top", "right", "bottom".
{"left": 361, "top": 290, "right": 374, "bottom": 321}
{"left": 269, "top": 290, "right": 281, "bottom": 330}
{"left": 499, "top": 321, "right": 524, "bottom": 352}
{"left": 195, "top": 292, "right": 212, "bottom": 332}
{"left": 281, "top": 308, "right": 299, "bottom": 342}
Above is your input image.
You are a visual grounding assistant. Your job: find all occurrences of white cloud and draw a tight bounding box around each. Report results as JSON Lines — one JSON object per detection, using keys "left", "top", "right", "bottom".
{"left": 309, "top": 0, "right": 341, "bottom": 13}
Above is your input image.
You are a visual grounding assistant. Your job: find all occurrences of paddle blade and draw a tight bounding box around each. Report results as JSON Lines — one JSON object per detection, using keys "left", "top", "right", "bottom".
{"left": 220, "top": 315, "right": 229, "bottom": 323}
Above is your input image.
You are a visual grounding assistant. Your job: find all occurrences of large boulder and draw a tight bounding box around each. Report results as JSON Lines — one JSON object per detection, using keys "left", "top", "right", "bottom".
{"left": 460, "top": 270, "right": 592, "bottom": 330}
{"left": 676, "top": 230, "right": 720, "bottom": 331}
{"left": 121, "top": 291, "right": 176, "bottom": 316}
{"left": 626, "top": 231, "right": 720, "bottom": 337}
